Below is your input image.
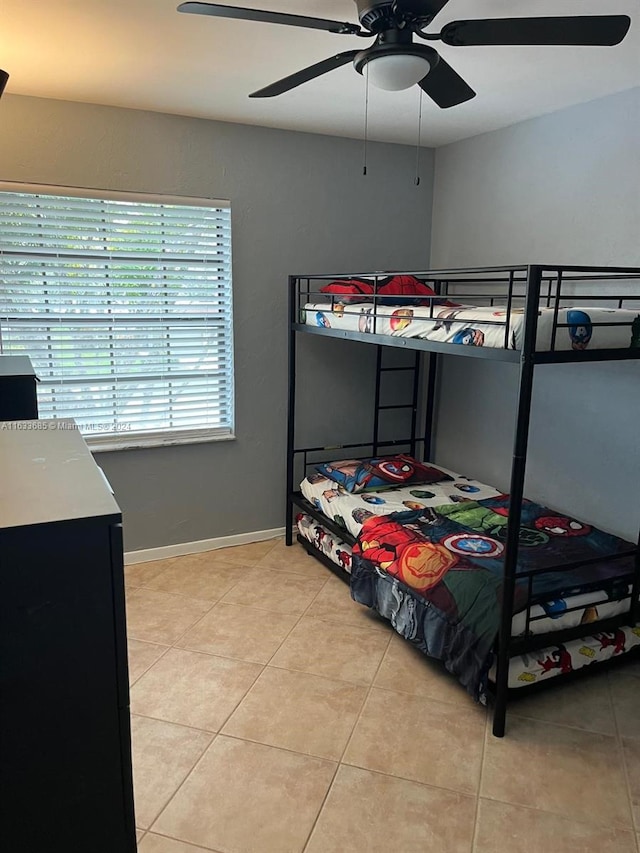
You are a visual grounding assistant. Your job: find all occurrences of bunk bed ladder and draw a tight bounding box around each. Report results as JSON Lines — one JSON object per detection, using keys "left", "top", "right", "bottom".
{"left": 372, "top": 346, "right": 422, "bottom": 457}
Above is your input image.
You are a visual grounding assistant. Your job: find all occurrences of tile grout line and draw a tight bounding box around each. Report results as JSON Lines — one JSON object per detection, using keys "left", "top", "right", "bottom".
{"left": 137, "top": 556, "right": 577, "bottom": 847}
{"left": 132, "top": 549, "right": 339, "bottom": 733}
{"left": 154, "top": 600, "right": 276, "bottom": 740}
{"left": 131, "top": 546, "right": 640, "bottom": 849}
{"left": 129, "top": 638, "right": 173, "bottom": 649}
{"left": 300, "top": 628, "right": 394, "bottom": 853}
{"left": 140, "top": 828, "right": 219, "bottom": 852}
{"left": 256, "top": 570, "right": 331, "bottom": 668}
{"left": 210, "top": 559, "right": 341, "bottom": 734}
{"left": 128, "top": 534, "right": 281, "bottom": 575}
{"left": 135, "top": 727, "right": 217, "bottom": 835}
{"left": 172, "top": 579, "right": 396, "bottom": 749}
{"left": 126, "top": 532, "right": 283, "bottom": 604}
{"left": 505, "top": 707, "right": 629, "bottom": 739}
{"left": 132, "top": 558, "right": 331, "bottom": 647}
{"left": 333, "top": 672, "right": 486, "bottom": 798}
{"left": 266, "top": 657, "right": 389, "bottom": 689}
{"left": 370, "top": 682, "right": 488, "bottom": 715}
{"left": 139, "top": 547, "right": 335, "bottom": 843}
{"left": 165, "top": 595, "right": 259, "bottom": 650}
{"left": 338, "top": 755, "right": 482, "bottom": 802}
{"left": 253, "top": 548, "right": 380, "bottom": 671}
{"left": 129, "top": 643, "right": 174, "bottom": 688}
{"left": 171, "top": 642, "right": 273, "bottom": 667}
{"left": 135, "top": 545, "right": 494, "bottom": 848}
{"left": 476, "top": 683, "right": 637, "bottom": 837}
{"left": 129, "top": 563, "right": 240, "bottom": 833}
{"left": 130, "top": 710, "right": 218, "bottom": 737}
{"left": 223, "top": 578, "right": 330, "bottom": 618}
{"left": 213, "top": 730, "right": 351, "bottom": 765}
{"left": 126, "top": 587, "right": 220, "bottom": 648}
{"left": 142, "top": 729, "right": 219, "bottom": 838}
{"left": 130, "top": 559, "right": 273, "bottom": 837}
{"left": 128, "top": 597, "right": 218, "bottom": 649}
{"left": 470, "top": 790, "right": 640, "bottom": 838}
{"left": 130, "top": 557, "right": 385, "bottom": 644}
{"left": 469, "top": 709, "right": 490, "bottom": 853}
{"left": 130, "top": 583, "right": 235, "bottom": 606}
{"left": 255, "top": 553, "right": 393, "bottom": 693}
{"left": 507, "top": 708, "right": 622, "bottom": 738}
{"left": 608, "top": 672, "right": 640, "bottom": 844}
{"left": 127, "top": 557, "right": 269, "bottom": 606}
{"left": 133, "top": 554, "right": 302, "bottom": 650}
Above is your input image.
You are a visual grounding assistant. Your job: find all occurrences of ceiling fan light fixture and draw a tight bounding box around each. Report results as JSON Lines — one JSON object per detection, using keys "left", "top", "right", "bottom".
{"left": 0, "top": 70, "right": 9, "bottom": 99}
{"left": 362, "top": 52, "right": 431, "bottom": 91}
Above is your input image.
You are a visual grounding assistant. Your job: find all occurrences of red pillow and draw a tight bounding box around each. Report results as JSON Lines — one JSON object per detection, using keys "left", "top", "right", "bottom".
{"left": 319, "top": 278, "right": 374, "bottom": 303}
{"left": 320, "top": 275, "right": 445, "bottom": 306}
{"left": 377, "top": 275, "right": 437, "bottom": 305}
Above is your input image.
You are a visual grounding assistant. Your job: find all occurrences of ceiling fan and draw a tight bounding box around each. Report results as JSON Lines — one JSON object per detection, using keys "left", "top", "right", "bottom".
{"left": 177, "top": 1, "right": 631, "bottom": 108}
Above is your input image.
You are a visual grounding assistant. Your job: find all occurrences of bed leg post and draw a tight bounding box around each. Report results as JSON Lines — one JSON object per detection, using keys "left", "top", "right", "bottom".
{"left": 492, "top": 690, "right": 507, "bottom": 738}
{"left": 492, "top": 264, "right": 542, "bottom": 737}
{"left": 423, "top": 352, "right": 438, "bottom": 462}
{"left": 372, "top": 345, "right": 383, "bottom": 456}
{"left": 286, "top": 275, "right": 297, "bottom": 547}
{"left": 629, "top": 506, "right": 640, "bottom": 624}
{"left": 285, "top": 498, "right": 294, "bottom": 546}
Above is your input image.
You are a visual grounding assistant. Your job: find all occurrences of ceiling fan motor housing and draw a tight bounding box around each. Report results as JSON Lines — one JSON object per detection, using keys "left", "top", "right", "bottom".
{"left": 355, "top": 0, "right": 397, "bottom": 33}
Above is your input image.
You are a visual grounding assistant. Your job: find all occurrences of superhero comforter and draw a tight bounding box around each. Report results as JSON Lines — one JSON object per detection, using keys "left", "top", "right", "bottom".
{"left": 348, "top": 495, "right": 636, "bottom": 700}
{"left": 304, "top": 301, "right": 640, "bottom": 352}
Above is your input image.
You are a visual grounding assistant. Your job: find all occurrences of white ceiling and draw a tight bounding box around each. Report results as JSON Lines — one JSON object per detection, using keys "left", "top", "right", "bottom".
{"left": 1, "top": 0, "right": 639, "bottom": 147}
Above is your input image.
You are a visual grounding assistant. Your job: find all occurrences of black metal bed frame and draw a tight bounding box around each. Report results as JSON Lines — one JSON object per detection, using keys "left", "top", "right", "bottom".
{"left": 285, "top": 264, "right": 640, "bottom": 737}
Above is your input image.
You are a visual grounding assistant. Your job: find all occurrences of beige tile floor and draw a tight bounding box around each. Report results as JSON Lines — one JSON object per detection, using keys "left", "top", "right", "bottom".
{"left": 126, "top": 538, "right": 640, "bottom": 853}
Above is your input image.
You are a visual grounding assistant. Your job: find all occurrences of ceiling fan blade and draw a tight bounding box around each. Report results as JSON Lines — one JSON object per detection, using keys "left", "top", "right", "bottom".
{"left": 441, "top": 16, "right": 631, "bottom": 47}
{"left": 419, "top": 56, "right": 475, "bottom": 108}
{"left": 249, "top": 51, "right": 359, "bottom": 98}
{"left": 177, "top": 2, "right": 362, "bottom": 34}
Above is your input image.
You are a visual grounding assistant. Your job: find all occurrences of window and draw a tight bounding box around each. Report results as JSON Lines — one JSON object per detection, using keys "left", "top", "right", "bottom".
{"left": 0, "top": 185, "right": 234, "bottom": 449}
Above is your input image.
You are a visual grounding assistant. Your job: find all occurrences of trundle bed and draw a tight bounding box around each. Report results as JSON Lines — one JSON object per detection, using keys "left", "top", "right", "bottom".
{"left": 285, "top": 264, "right": 640, "bottom": 737}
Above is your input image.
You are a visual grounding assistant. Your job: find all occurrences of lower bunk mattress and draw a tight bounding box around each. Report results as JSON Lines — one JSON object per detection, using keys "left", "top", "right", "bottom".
{"left": 297, "top": 514, "right": 640, "bottom": 695}
{"left": 297, "top": 462, "right": 639, "bottom": 700}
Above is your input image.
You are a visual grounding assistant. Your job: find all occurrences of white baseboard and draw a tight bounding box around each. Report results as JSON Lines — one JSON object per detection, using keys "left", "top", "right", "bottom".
{"left": 124, "top": 526, "right": 286, "bottom": 565}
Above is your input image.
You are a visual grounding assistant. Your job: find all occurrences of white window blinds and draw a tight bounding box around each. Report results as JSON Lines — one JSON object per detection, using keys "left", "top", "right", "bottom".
{"left": 0, "top": 186, "right": 234, "bottom": 448}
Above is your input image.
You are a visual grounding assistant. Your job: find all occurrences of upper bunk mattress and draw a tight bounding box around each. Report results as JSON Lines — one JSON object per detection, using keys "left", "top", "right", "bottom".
{"left": 303, "top": 302, "right": 640, "bottom": 352}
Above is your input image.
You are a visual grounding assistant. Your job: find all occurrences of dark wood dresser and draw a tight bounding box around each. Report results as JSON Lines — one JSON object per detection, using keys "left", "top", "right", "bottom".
{"left": 0, "top": 355, "right": 38, "bottom": 420}
{"left": 0, "top": 420, "right": 136, "bottom": 852}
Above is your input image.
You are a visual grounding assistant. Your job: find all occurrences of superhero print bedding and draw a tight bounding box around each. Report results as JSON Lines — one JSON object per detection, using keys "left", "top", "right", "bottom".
{"left": 303, "top": 301, "right": 640, "bottom": 352}
{"left": 299, "top": 462, "right": 637, "bottom": 701}
{"left": 301, "top": 463, "right": 500, "bottom": 540}
{"left": 296, "top": 513, "right": 639, "bottom": 697}
{"left": 315, "top": 454, "right": 453, "bottom": 494}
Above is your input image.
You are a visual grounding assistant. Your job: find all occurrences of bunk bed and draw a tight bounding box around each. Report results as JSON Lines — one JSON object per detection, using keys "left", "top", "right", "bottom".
{"left": 285, "top": 264, "right": 640, "bottom": 737}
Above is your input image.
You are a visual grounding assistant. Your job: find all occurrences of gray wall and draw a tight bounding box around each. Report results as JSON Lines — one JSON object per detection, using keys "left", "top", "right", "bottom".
{"left": 430, "top": 88, "right": 640, "bottom": 541}
{"left": 0, "top": 94, "right": 434, "bottom": 550}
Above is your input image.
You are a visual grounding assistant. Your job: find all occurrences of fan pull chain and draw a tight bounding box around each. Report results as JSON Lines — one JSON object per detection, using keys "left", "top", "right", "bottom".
{"left": 415, "top": 88, "right": 424, "bottom": 186}
{"left": 363, "top": 64, "right": 370, "bottom": 176}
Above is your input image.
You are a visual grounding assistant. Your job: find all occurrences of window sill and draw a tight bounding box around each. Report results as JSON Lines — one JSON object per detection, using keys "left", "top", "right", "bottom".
{"left": 87, "top": 429, "right": 235, "bottom": 453}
